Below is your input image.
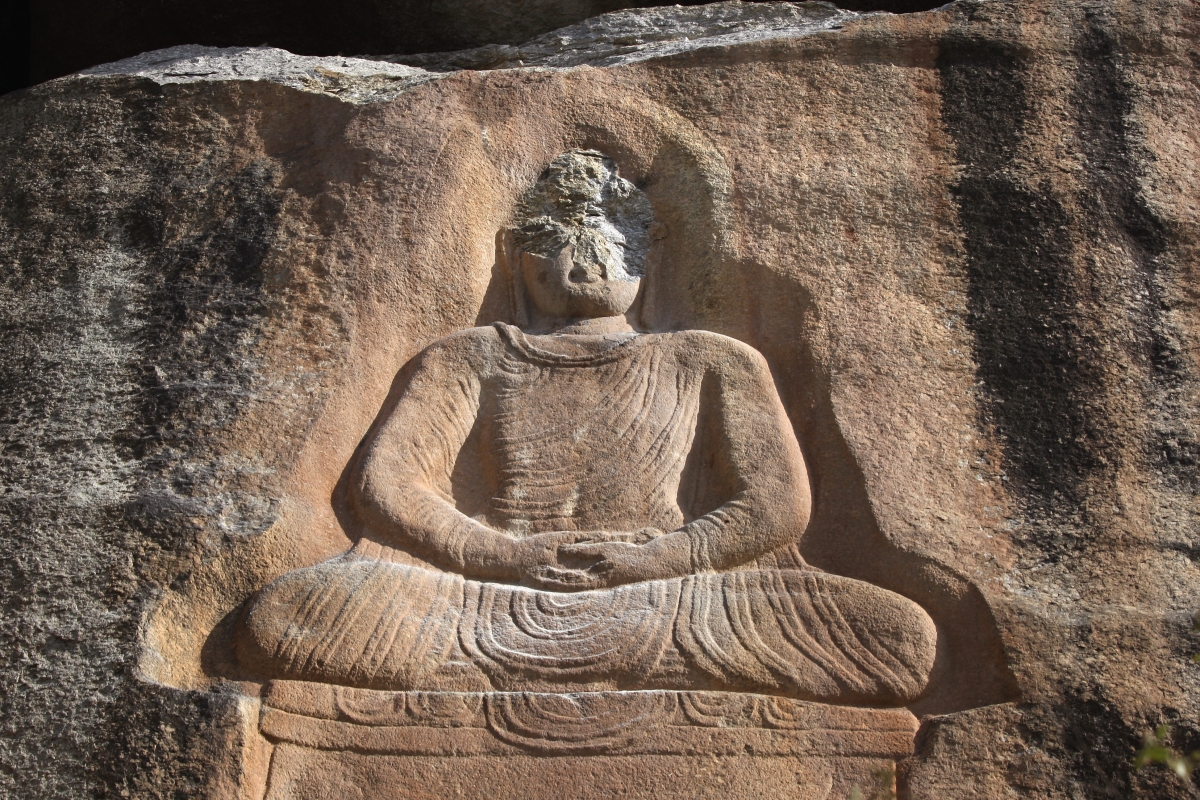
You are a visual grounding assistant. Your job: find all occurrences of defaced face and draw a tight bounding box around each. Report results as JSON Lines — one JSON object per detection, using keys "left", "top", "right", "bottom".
{"left": 519, "top": 229, "right": 640, "bottom": 320}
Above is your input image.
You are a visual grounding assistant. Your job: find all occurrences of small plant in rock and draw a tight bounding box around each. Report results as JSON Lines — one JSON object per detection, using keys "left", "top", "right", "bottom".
{"left": 1132, "top": 611, "right": 1200, "bottom": 785}
{"left": 1134, "top": 725, "right": 1199, "bottom": 781}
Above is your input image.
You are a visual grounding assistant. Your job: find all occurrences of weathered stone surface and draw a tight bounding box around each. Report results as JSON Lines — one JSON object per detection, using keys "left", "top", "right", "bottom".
{"left": 28, "top": 0, "right": 643, "bottom": 86}
{"left": 388, "top": 1, "right": 864, "bottom": 71}
{"left": 1, "top": 0, "right": 1198, "bottom": 797}
{"left": 27, "top": 0, "right": 946, "bottom": 86}
{"left": 79, "top": 46, "right": 435, "bottom": 102}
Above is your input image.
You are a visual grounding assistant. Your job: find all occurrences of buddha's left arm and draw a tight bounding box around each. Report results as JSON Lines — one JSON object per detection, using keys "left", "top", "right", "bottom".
{"left": 674, "top": 342, "right": 812, "bottom": 571}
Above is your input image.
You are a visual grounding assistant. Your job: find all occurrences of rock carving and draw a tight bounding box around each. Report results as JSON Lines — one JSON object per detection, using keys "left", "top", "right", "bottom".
{"left": 236, "top": 150, "right": 938, "bottom": 720}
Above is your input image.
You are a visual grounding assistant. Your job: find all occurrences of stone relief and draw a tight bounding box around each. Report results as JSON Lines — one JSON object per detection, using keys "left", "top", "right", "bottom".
{"left": 14, "top": 0, "right": 1195, "bottom": 792}
{"left": 235, "top": 150, "right": 939, "bottom": 745}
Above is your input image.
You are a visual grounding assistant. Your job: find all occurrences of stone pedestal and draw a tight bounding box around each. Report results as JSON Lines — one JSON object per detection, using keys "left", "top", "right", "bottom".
{"left": 258, "top": 681, "right": 915, "bottom": 800}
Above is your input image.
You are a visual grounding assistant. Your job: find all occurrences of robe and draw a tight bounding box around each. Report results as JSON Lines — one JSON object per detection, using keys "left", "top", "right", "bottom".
{"left": 238, "top": 324, "right": 937, "bottom": 705}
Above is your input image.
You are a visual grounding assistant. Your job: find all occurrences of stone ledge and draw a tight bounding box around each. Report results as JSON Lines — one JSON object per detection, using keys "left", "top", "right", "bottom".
{"left": 260, "top": 681, "right": 918, "bottom": 757}
{"left": 263, "top": 745, "right": 887, "bottom": 800}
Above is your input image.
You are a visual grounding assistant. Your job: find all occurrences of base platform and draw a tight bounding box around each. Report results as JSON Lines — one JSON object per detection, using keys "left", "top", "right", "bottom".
{"left": 258, "top": 681, "right": 916, "bottom": 800}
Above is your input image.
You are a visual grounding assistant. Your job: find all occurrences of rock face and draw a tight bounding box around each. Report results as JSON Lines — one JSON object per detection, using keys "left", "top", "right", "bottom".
{"left": 28, "top": 0, "right": 641, "bottom": 85}
{"left": 1, "top": 1, "right": 1198, "bottom": 797}
{"left": 26, "top": 0, "right": 946, "bottom": 86}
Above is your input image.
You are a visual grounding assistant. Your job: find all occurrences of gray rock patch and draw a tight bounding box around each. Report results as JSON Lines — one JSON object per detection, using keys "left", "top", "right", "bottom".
{"left": 66, "top": 2, "right": 873, "bottom": 101}
{"left": 78, "top": 45, "right": 436, "bottom": 102}
{"left": 387, "top": 1, "right": 870, "bottom": 71}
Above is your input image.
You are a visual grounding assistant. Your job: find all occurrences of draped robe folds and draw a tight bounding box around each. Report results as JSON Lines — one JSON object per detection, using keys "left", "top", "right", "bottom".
{"left": 238, "top": 324, "right": 938, "bottom": 705}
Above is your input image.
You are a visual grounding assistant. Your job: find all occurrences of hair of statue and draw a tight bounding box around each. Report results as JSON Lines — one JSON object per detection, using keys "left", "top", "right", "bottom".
{"left": 500, "top": 150, "right": 653, "bottom": 328}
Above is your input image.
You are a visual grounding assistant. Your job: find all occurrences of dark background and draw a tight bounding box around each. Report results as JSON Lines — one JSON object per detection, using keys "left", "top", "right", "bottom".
{"left": 3, "top": 0, "right": 945, "bottom": 95}
{"left": 3, "top": 0, "right": 31, "bottom": 94}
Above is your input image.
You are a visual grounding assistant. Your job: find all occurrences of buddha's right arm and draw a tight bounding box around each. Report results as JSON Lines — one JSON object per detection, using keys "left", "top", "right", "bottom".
{"left": 347, "top": 333, "right": 521, "bottom": 582}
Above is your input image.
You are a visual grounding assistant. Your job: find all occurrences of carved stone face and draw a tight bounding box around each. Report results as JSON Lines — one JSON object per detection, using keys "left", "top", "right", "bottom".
{"left": 507, "top": 149, "right": 651, "bottom": 324}
{"left": 519, "top": 232, "right": 640, "bottom": 320}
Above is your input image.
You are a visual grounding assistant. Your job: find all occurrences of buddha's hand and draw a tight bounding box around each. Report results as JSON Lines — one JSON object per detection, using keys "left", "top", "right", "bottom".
{"left": 508, "top": 530, "right": 669, "bottom": 591}
{"left": 507, "top": 531, "right": 610, "bottom": 591}
{"left": 558, "top": 532, "right": 691, "bottom": 589}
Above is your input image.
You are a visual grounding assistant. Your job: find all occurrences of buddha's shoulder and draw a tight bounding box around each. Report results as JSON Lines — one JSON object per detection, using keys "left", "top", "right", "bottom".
{"left": 651, "top": 329, "right": 770, "bottom": 373}
{"left": 411, "top": 326, "right": 507, "bottom": 369}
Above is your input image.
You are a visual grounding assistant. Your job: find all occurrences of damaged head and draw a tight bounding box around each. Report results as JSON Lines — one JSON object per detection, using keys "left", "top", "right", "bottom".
{"left": 507, "top": 150, "right": 652, "bottom": 321}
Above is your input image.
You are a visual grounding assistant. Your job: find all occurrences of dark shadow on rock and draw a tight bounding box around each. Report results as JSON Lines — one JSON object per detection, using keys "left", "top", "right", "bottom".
{"left": 200, "top": 598, "right": 254, "bottom": 681}
{"left": 734, "top": 258, "right": 1019, "bottom": 715}
{"left": 474, "top": 255, "right": 513, "bottom": 330}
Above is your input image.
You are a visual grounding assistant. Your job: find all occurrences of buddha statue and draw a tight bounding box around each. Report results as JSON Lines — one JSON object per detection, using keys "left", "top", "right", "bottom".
{"left": 236, "top": 150, "right": 937, "bottom": 706}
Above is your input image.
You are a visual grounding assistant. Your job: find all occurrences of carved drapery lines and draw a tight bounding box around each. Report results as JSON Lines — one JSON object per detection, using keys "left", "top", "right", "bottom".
{"left": 260, "top": 682, "right": 920, "bottom": 757}
{"left": 247, "top": 552, "right": 933, "bottom": 703}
